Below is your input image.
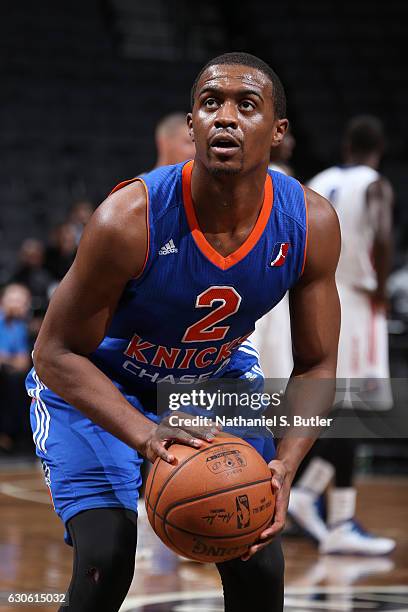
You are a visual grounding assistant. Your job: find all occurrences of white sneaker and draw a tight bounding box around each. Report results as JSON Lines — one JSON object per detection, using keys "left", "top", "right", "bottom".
{"left": 320, "top": 520, "right": 396, "bottom": 555}
{"left": 288, "top": 487, "right": 328, "bottom": 543}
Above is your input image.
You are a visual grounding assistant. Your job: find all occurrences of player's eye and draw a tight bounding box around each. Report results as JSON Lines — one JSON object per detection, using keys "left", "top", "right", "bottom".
{"left": 204, "top": 98, "right": 219, "bottom": 109}
{"left": 239, "top": 100, "right": 255, "bottom": 111}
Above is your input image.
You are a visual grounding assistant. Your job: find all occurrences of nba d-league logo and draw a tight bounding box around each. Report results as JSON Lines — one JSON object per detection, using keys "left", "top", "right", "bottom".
{"left": 270, "top": 242, "right": 290, "bottom": 267}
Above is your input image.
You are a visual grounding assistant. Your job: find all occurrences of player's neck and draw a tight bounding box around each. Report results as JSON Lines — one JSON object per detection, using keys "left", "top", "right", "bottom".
{"left": 190, "top": 161, "right": 268, "bottom": 232}
{"left": 344, "top": 153, "right": 380, "bottom": 170}
{"left": 155, "top": 154, "right": 170, "bottom": 168}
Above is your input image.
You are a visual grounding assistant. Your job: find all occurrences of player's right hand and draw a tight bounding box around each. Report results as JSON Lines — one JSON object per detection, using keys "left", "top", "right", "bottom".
{"left": 142, "top": 412, "right": 222, "bottom": 464}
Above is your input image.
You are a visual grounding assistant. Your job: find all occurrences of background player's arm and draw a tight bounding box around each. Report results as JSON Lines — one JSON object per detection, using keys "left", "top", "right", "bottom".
{"left": 33, "top": 182, "right": 215, "bottom": 463}
{"left": 243, "top": 188, "right": 340, "bottom": 560}
{"left": 367, "top": 177, "right": 393, "bottom": 306}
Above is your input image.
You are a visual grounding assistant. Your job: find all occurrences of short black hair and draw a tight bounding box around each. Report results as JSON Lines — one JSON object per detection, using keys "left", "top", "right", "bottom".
{"left": 345, "top": 115, "right": 385, "bottom": 155}
{"left": 191, "top": 52, "right": 286, "bottom": 118}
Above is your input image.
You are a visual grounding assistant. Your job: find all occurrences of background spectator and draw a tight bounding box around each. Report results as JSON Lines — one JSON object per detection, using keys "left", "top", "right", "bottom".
{"left": 154, "top": 113, "right": 196, "bottom": 168}
{"left": 45, "top": 222, "right": 77, "bottom": 282}
{"left": 0, "top": 284, "right": 32, "bottom": 453}
{"left": 68, "top": 200, "right": 94, "bottom": 245}
{"left": 11, "top": 238, "right": 52, "bottom": 317}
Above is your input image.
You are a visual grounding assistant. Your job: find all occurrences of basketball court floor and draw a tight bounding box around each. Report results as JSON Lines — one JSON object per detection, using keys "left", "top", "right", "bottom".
{"left": 0, "top": 462, "right": 407, "bottom": 612}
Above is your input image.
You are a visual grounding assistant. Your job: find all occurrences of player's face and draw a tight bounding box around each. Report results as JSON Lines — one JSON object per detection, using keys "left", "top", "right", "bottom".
{"left": 188, "top": 64, "right": 287, "bottom": 175}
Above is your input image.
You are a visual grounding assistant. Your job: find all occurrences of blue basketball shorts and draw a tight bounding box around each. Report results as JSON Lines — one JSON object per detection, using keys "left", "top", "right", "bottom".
{"left": 25, "top": 341, "right": 275, "bottom": 546}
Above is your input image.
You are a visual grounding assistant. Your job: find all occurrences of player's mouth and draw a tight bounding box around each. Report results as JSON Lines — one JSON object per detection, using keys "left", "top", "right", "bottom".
{"left": 209, "top": 134, "right": 241, "bottom": 157}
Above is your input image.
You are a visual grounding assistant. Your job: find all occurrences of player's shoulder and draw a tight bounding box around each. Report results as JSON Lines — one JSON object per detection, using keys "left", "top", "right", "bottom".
{"left": 72, "top": 180, "right": 148, "bottom": 280}
{"left": 348, "top": 164, "right": 381, "bottom": 183}
{"left": 304, "top": 185, "right": 337, "bottom": 224}
{"left": 366, "top": 174, "right": 394, "bottom": 202}
{"left": 342, "top": 165, "right": 391, "bottom": 200}
{"left": 95, "top": 162, "right": 185, "bottom": 233}
{"left": 140, "top": 161, "right": 188, "bottom": 220}
{"left": 97, "top": 178, "right": 147, "bottom": 234}
{"left": 73, "top": 178, "right": 148, "bottom": 269}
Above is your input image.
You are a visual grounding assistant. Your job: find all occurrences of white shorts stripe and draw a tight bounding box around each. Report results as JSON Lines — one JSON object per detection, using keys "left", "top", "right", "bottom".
{"left": 31, "top": 372, "right": 50, "bottom": 454}
{"left": 33, "top": 403, "right": 45, "bottom": 450}
{"left": 38, "top": 399, "right": 50, "bottom": 454}
{"left": 252, "top": 365, "right": 264, "bottom": 377}
{"left": 31, "top": 373, "right": 43, "bottom": 447}
{"left": 32, "top": 401, "right": 42, "bottom": 445}
{"left": 241, "top": 341, "right": 260, "bottom": 354}
{"left": 237, "top": 346, "right": 260, "bottom": 358}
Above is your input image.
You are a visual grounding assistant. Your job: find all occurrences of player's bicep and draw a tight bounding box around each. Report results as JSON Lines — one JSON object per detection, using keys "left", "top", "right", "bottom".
{"left": 35, "top": 182, "right": 147, "bottom": 357}
{"left": 290, "top": 275, "right": 339, "bottom": 374}
{"left": 289, "top": 188, "right": 341, "bottom": 374}
{"left": 41, "top": 259, "right": 126, "bottom": 356}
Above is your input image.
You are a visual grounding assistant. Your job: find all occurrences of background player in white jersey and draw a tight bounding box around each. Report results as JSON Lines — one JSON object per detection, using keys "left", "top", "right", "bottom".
{"left": 289, "top": 116, "right": 395, "bottom": 555}
{"left": 310, "top": 115, "right": 393, "bottom": 388}
{"left": 250, "top": 129, "right": 295, "bottom": 380}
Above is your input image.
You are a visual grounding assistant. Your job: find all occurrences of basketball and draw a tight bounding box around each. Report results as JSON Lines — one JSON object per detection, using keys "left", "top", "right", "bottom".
{"left": 145, "top": 432, "right": 275, "bottom": 563}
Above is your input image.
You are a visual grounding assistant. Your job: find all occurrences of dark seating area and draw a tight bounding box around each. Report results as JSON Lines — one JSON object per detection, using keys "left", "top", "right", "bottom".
{"left": 1, "top": 0, "right": 407, "bottom": 281}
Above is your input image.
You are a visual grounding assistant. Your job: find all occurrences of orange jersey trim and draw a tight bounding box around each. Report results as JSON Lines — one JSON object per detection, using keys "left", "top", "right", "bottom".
{"left": 182, "top": 160, "right": 273, "bottom": 271}
{"left": 299, "top": 182, "right": 308, "bottom": 276}
{"left": 109, "top": 177, "right": 150, "bottom": 279}
{"left": 109, "top": 177, "right": 138, "bottom": 195}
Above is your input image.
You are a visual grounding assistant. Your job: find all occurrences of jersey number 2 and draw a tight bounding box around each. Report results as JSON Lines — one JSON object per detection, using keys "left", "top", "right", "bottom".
{"left": 182, "top": 286, "right": 242, "bottom": 343}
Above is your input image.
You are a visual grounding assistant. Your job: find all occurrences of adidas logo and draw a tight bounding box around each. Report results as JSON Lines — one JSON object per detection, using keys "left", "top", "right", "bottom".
{"left": 158, "top": 239, "right": 178, "bottom": 255}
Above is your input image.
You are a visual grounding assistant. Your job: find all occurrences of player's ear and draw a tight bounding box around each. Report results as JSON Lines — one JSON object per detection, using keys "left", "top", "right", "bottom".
{"left": 271, "top": 119, "right": 289, "bottom": 149}
{"left": 187, "top": 113, "right": 195, "bottom": 142}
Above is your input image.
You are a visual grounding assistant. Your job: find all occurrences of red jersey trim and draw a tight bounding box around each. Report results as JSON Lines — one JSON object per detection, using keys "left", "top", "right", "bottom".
{"left": 182, "top": 160, "right": 273, "bottom": 271}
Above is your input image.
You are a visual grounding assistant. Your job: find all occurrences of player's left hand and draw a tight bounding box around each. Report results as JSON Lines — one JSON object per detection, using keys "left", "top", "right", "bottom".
{"left": 241, "top": 459, "right": 290, "bottom": 561}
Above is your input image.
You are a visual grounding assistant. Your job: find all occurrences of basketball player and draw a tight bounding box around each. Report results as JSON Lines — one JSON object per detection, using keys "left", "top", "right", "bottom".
{"left": 289, "top": 116, "right": 395, "bottom": 555}
{"left": 26, "top": 52, "right": 340, "bottom": 611}
{"left": 154, "top": 112, "right": 196, "bottom": 167}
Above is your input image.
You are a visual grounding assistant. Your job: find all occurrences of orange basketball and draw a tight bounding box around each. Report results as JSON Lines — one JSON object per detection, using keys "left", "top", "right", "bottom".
{"left": 145, "top": 432, "right": 275, "bottom": 563}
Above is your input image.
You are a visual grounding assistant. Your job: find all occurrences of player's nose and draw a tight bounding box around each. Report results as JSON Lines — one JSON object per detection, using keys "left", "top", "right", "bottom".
{"left": 214, "top": 101, "right": 238, "bottom": 130}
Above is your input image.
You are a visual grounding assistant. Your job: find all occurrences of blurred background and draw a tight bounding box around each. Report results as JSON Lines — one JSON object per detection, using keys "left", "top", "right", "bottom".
{"left": 0, "top": 1, "right": 407, "bottom": 609}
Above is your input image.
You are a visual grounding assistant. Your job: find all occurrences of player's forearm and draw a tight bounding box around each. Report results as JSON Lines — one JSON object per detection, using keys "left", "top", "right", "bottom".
{"left": 33, "top": 348, "right": 156, "bottom": 451}
{"left": 274, "top": 437, "right": 313, "bottom": 483}
{"left": 275, "top": 364, "right": 336, "bottom": 479}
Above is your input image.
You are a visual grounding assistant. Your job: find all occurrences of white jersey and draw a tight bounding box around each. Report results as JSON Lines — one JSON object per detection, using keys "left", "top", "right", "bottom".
{"left": 308, "top": 165, "right": 380, "bottom": 291}
{"left": 310, "top": 165, "right": 392, "bottom": 406}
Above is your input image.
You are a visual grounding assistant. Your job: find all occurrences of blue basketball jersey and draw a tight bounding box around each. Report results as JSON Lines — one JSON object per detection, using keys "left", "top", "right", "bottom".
{"left": 90, "top": 160, "right": 307, "bottom": 390}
